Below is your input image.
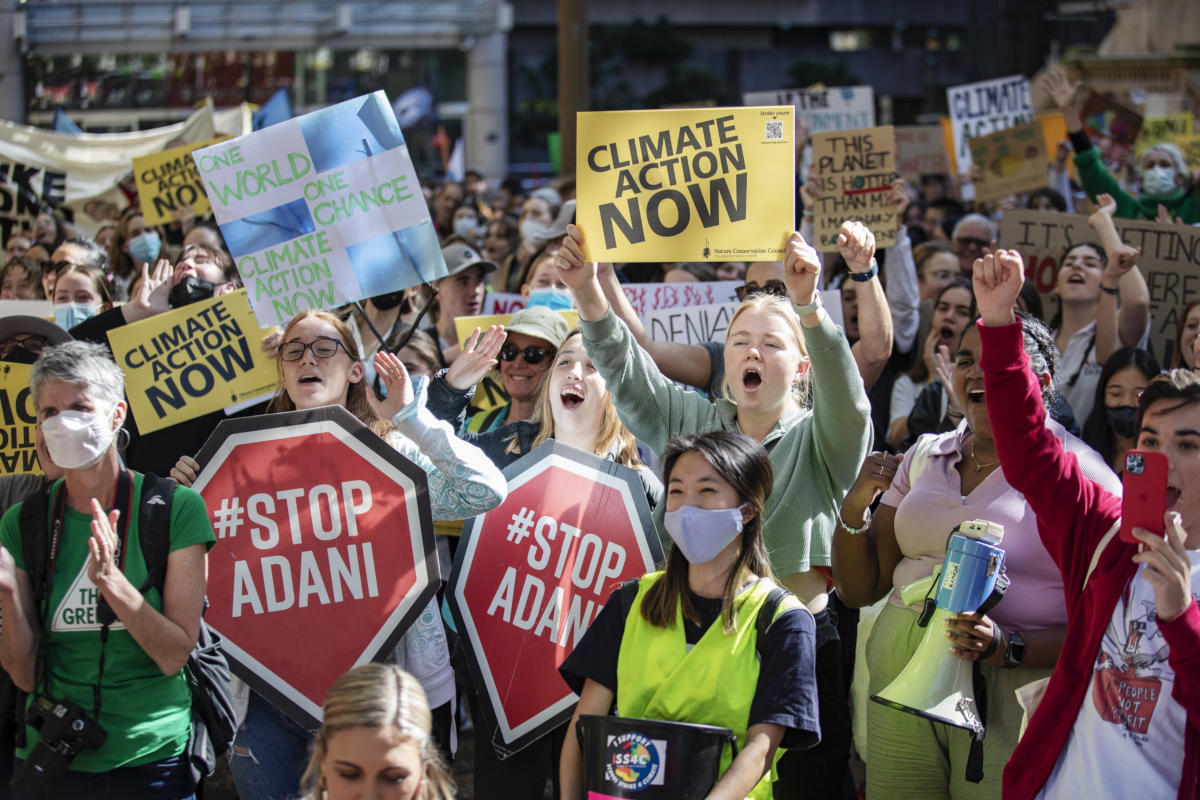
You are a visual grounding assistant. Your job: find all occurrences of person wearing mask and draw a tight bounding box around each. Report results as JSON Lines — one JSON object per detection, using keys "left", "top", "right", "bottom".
{"left": 559, "top": 431, "right": 818, "bottom": 800}
{"left": 299, "top": 664, "right": 454, "bottom": 800}
{"left": 557, "top": 222, "right": 872, "bottom": 799}
{"left": 0, "top": 342, "right": 213, "bottom": 799}
{"left": 975, "top": 248, "right": 1200, "bottom": 800}
{"left": 171, "top": 309, "right": 506, "bottom": 800}
{"left": 520, "top": 249, "right": 573, "bottom": 311}
{"left": 512, "top": 191, "right": 560, "bottom": 281}
{"left": 1045, "top": 65, "right": 1200, "bottom": 223}
{"left": 107, "top": 210, "right": 163, "bottom": 302}
{"left": 1080, "top": 346, "right": 1162, "bottom": 475}
{"left": 51, "top": 262, "right": 112, "bottom": 331}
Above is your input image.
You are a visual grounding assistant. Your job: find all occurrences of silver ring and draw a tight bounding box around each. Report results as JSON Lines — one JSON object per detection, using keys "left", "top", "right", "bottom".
{"left": 878, "top": 465, "right": 885, "bottom": 476}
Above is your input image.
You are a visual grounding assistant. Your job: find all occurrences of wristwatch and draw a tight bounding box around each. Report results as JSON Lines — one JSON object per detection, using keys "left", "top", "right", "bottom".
{"left": 1003, "top": 631, "right": 1026, "bottom": 669}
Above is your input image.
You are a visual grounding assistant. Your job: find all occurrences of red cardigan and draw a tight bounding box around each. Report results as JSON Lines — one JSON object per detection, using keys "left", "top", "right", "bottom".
{"left": 979, "top": 320, "right": 1200, "bottom": 800}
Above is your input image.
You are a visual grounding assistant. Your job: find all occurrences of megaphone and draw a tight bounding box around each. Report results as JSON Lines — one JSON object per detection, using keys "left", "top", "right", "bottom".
{"left": 872, "top": 519, "right": 1007, "bottom": 741}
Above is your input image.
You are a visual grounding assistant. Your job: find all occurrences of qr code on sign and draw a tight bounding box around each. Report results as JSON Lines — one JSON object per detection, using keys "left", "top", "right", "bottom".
{"left": 764, "top": 120, "right": 784, "bottom": 140}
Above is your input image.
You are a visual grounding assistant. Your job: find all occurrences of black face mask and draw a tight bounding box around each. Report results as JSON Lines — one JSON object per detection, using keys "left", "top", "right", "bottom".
{"left": 1, "top": 346, "right": 40, "bottom": 365}
{"left": 370, "top": 291, "right": 405, "bottom": 311}
{"left": 1105, "top": 405, "right": 1139, "bottom": 439}
{"left": 168, "top": 276, "right": 216, "bottom": 308}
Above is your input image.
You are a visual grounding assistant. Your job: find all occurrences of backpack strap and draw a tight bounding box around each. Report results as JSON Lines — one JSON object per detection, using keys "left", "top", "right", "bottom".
{"left": 136, "top": 473, "right": 176, "bottom": 596}
{"left": 15, "top": 483, "right": 53, "bottom": 748}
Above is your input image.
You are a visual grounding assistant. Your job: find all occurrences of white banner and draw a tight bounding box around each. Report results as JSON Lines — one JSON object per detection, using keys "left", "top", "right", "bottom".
{"left": 743, "top": 86, "right": 875, "bottom": 134}
{"left": 0, "top": 103, "right": 216, "bottom": 241}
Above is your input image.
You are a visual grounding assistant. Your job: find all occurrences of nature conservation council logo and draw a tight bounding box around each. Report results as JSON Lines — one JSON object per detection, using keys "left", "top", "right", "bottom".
{"left": 604, "top": 732, "right": 665, "bottom": 790}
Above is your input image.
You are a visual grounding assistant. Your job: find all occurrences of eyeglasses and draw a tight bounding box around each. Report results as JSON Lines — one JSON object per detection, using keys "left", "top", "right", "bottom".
{"left": 279, "top": 337, "right": 346, "bottom": 362}
{"left": 499, "top": 343, "right": 551, "bottom": 364}
{"left": 0, "top": 333, "right": 48, "bottom": 358}
{"left": 735, "top": 280, "right": 788, "bottom": 302}
{"left": 955, "top": 237, "right": 990, "bottom": 250}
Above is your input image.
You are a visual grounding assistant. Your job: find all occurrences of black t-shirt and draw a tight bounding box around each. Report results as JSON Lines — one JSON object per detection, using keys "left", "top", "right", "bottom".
{"left": 559, "top": 584, "right": 821, "bottom": 751}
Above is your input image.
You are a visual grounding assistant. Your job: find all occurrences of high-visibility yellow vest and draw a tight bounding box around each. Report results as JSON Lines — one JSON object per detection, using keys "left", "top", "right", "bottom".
{"left": 616, "top": 571, "right": 797, "bottom": 800}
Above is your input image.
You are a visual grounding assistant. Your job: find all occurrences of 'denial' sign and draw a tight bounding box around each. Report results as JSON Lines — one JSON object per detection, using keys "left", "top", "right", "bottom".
{"left": 192, "top": 406, "right": 438, "bottom": 727}
{"left": 449, "top": 441, "right": 663, "bottom": 758}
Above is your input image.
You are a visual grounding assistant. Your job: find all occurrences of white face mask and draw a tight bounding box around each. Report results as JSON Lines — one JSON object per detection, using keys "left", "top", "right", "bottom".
{"left": 1142, "top": 165, "right": 1178, "bottom": 196}
{"left": 662, "top": 504, "right": 748, "bottom": 564}
{"left": 40, "top": 408, "right": 117, "bottom": 470}
{"left": 520, "top": 218, "right": 549, "bottom": 242}
{"left": 453, "top": 217, "right": 477, "bottom": 238}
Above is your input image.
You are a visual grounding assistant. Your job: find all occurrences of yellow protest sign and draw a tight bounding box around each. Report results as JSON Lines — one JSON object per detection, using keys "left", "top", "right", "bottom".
{"left": 1179, "top": 135, "right": 1200, "bottom": 170}
{"left": 133, "top": 136, "right": 227, "bottom": 226}
{"left": 106, "top": 289, "right": 279, "bottom": 433}
{"left": 1135, "top": 113, "right": 1195, "bottom": 158}
{"left": 0, "top": 363, "right": 41, "bottom": 476}
{"left": 576, "top": 106, "right": 795, "bottom": 263}
{"left": 810, "top": 125, "right": 899, "bottom": 251}
{"left": 453, "top": 311, "right": 580, "bottom": 349}
{"left": 969, "top": 122, "right": 1048, "bottom": 203}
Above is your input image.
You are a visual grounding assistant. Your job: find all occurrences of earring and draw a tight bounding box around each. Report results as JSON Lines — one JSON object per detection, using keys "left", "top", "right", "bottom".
{"left": 116, "top": 427, "right": 130, "bottom": 451}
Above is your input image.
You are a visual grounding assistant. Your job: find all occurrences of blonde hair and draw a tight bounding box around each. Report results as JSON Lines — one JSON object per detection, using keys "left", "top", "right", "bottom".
{"left": 266, "top": 309, "right": 396, "bottom": 438}
{"left": 721, "top": 294, "right": 811, "bottom": 407}
{"left": 301, "top": 664, "right": 454, "bottom": 800}
{"left": 529, "top": 330, "right": 643, "bottom": 468}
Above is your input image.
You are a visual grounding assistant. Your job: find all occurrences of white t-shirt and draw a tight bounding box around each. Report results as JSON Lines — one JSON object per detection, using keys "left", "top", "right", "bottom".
{"left": 1037, "top": 550, "right": 1200, "bottom": 798}
{"left": 889, "top": 374, "right": 929, "bottom": 425}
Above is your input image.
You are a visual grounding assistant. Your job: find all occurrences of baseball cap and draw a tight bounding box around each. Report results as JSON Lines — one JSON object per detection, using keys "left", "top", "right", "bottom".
{"left": 505, "top": 305, "right": 571, "bottom": 349}
{"left": 441, "top": 242, "right": 497, "bottom": 278}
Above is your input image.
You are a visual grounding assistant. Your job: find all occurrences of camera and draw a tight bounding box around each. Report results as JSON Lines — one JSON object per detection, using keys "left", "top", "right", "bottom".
{"left": 11, "top": 694, "right": 107, "bottom": 791}
{"left": 1126, "top": 452, "right": 1145, "bottom": 475}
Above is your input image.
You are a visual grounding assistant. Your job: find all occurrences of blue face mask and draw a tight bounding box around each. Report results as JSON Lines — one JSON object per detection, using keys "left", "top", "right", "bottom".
{"left": 128, "top": 231, "right": 162, "bottom": 267}
{"left": 527, "top": 286, "right": 573, "bottom": 311}
{"left": 54, "top": 302, "right": 98, "bottom": 330}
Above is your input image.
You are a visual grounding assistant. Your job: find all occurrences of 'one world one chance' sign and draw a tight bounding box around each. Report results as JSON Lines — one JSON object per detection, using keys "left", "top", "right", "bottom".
{"left": 192, "top": 91, "right": 447, "bottom": 327}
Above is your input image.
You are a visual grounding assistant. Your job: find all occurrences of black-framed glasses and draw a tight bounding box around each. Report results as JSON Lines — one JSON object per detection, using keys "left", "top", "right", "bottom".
{"left": 0, "top": 333, "right": 48, "bottom": 359}
{"left": 499, "top": 343, "right": 551, "bottom": 364}
{"left": 279, "top": 337, "right": 346, "bottom": 362}
{"left": 735, "top": 280, "right": 788, "bottom": 302}
{"left": 955, "top": 237, "right": 990, "bottom": 250}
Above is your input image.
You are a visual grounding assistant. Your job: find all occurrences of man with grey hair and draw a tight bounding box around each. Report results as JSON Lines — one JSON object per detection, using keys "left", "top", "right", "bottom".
{"left": 952, "top": 213, "right": 997, "bottom": 275}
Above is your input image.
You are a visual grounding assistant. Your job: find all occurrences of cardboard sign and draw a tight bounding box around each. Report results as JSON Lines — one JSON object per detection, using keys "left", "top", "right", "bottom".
{"left": 742, "top": 86, "right": 875, "bottom": 134}
{"left": 895, "top": 125, "right": 951, "bottom": 177}
{"left": 946, "top": 75, "right": 1035, "bottom": 173}
{"left": 968, "top": 122, "right": 1048, "bottom": 203}
{"left": 1079, "top": 91, "right": 1143, "bottom": 153}
{"left": 0, "top": 363, "right": 40, "bottom": 476}
{"left": 449, "top": 441, "right": 663, "bottom": 755}
{"left": 644, "top": 301, "right": 739, "bottom": 345}
{"left": 998, "top": 210, "right": 1200, "bottom": 365}
{"left": 810, "top": 125, "right": 899, "bottom": 251}
{"left": 576, "top": 107, "right": 795, "bottom": 263}
{"left": 1135, "top": 113, "right": 1195, "bottom": 158}
{"left": 106, "top": 290, "right": 279, "bottom": 434}
{"left": 193, "top": 91, "right": 447, "bottom": 328}
{"left": 0, "top": 300, "right": 53, "bottom": 319}
{"left": 133, "top": 136, "right": 227, "bottom": 226}
{"left": 193, "top": 406, "right": 439, "bottom": 727}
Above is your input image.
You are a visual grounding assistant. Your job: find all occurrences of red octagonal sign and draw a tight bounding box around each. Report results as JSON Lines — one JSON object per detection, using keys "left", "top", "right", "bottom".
{"left": 449, "top": 441, "right": 663, "bottom": 758}
{"left": 192, "top": 406, "right": 437, "bottom": 728}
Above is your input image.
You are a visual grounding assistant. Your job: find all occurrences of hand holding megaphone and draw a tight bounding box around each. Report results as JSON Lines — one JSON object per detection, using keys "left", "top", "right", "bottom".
{"left": 945, "top": 611, "right": 1005, "bottom": 666}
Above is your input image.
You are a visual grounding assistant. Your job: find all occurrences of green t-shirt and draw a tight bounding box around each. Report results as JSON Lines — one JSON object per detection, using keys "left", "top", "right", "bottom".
{"left": 0, "top": 473, "right": 216, "bottom": 772}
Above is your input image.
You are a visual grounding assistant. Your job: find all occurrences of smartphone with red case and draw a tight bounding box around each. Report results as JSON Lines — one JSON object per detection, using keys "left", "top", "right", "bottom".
{"left": 1120, "top": 449, "right": 1168, "bottom": 543}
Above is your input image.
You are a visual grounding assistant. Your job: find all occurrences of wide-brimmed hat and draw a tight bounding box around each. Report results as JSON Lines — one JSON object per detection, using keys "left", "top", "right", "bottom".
{"left": 0, "top": 315, "right": 74, "bottom": 348}
{"left": 505, "top": 305, "right": 571, "bottom": 349}
{"left": 440, "top": 242, "right": 497, "bottom": 278}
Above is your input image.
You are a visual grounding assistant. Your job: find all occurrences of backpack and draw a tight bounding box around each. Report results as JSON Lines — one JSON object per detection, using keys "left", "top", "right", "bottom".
{"left": 17, "top": 472, "right": 237, "bottom": 783}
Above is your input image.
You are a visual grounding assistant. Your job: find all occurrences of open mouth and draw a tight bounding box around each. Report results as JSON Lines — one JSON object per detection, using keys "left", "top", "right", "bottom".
{"left": 298, "top": 375, "right": 322, "bottom": 384}
{"left": 938, "top": 325, "right": 955, "bottom": 344}
{"left": 560, "top": 386, "right": 584, "bottom": 410}
{"left": 742, "top": 368, "right": 762, "bottom": 391}
{"left": 1168, "top": 487, "right": 1182, "bottom": 508}
{"left": 967, "top": 388, "right": 985, "bottom": 404}
{"left": 1065, "top": 274, "right": 1086, "bottom": 285}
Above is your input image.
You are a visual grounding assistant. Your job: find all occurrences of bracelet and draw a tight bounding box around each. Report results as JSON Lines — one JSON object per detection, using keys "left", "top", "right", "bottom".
{"left": 1100, "top": 284, "right": 1120, "bottom": 296}
{"left": 802, "top": 209, "right": 814, "bottom": 218}
{"left": 838, "top": 507, "right": 871, "bottom": 535}
{"left": 980, "top": 625, "right": 1004, "bottom": 661}
{"left": 848, "top": 259, "right": 879, "bottom": 283}
{"left": 794, "top": 293, "right": 823, "bottom": 316}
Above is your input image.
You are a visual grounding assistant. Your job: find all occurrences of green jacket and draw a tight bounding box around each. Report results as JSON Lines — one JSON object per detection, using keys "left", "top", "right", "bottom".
{"left": 1074, "top": 146, "right": 1200, "bottom": 223}
{"left": 580, "top": 307, "right": 871, "bottom": 575}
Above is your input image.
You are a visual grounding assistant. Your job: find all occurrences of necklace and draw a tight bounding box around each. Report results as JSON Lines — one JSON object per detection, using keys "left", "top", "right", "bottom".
{"left": 970, "top": 438, "right": 1001, "bottom": 474}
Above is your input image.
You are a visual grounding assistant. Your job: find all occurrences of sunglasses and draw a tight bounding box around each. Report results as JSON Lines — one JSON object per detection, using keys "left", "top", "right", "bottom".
{"left": 0, "top": 333, "right": 48, "bottom": 358}
{"left": 499, "top": 343, "right": 551, "bottom": 364}
{"left": 279, "top": 337, "right": 346, "bottom": 362}
{"left": 735, "top": 280, "right": 789, "bottom": 302}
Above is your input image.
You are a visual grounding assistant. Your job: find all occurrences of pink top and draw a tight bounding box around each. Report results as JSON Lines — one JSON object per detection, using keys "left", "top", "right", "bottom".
{"left": 881, "top": 420, "right": 1121, "bottom": 631}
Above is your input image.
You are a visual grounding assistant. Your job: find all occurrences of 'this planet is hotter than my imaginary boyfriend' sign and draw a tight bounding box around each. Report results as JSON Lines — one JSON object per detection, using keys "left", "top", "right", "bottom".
{"left": 192, "top": 91, "right": 447, "bottom": 328}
